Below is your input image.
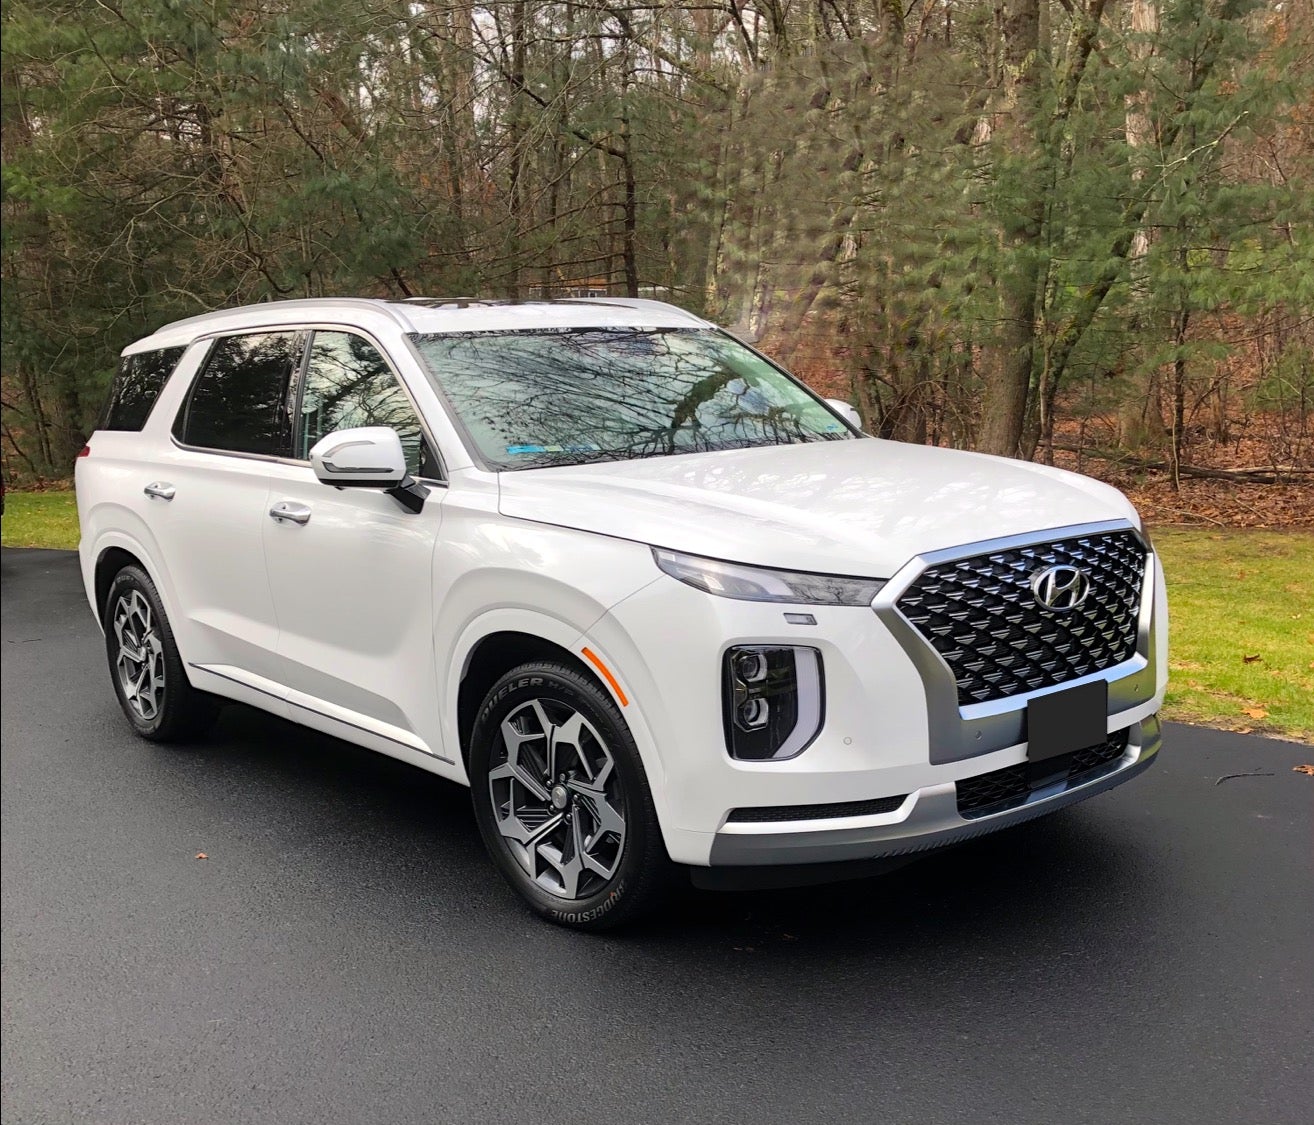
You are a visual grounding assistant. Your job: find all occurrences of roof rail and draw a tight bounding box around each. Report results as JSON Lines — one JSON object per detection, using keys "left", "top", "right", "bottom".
{"left": 556, "top": 296, "right": 707, "bottom": 323}
{"left": 154, "top": 297, "right": 416, "bottom": 335}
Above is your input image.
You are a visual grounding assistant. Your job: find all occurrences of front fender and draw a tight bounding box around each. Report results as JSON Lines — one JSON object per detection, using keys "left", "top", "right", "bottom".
{"left": 439, "top": 604, "right": 666, "bottom": 796}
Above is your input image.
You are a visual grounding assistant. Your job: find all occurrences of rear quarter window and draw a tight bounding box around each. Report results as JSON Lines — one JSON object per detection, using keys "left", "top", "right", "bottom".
{"left": 101, "top": 346, "right": 187, "bottom": 431}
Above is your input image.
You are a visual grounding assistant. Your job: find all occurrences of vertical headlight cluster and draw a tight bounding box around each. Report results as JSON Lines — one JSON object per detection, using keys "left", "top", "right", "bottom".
{"left": 722, "top": 646, "right": 824, "bottom": 761}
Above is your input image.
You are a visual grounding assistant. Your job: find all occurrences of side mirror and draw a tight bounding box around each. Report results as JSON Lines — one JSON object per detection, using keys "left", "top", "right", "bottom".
{"left": 309, "top": 427, "right": 408, "bottom": 488}
{"left": 825, "top": 399, "right": 863, "bottom": 432}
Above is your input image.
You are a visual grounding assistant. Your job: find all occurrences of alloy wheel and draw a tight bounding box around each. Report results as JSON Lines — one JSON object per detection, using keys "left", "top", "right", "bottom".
{"left": 112, "top": 590, "right": 166, "bottom": 722}
{"left": 488, "top": 697, "right": 627, "bottom": 900}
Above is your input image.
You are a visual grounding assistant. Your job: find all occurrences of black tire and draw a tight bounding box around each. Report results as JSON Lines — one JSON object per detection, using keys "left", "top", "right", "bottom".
{"left": 469, "top": 661, "right": 673, "bottom": 931}
{"left": 102, "top": 565, "right": 220, "bottom": 742}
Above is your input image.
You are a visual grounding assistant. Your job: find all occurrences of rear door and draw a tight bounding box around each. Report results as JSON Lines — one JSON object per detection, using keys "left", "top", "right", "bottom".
{"left": 150, "top": 330, "right": 305, "bottom": 703}
{"left": 262, "top": 328, "right": 447, "bottom": 760}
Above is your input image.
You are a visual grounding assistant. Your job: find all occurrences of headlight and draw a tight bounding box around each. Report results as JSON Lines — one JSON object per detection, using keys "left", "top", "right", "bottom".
{"left": 723, "top": 645, "right": 824, "bottom": 760}
{"left": 653, "top": 548, "right": 885, "bottom": 606}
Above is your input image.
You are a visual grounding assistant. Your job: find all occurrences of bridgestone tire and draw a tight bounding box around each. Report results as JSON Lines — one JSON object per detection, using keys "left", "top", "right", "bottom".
{"left": 469, "top": 661, "right": 672, "bottom": 931}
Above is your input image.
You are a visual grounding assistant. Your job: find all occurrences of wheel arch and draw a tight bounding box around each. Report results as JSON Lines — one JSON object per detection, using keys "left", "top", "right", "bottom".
{"left": 444, "top": 610, "right": 667, "bottom": 800}
{"left": 456, "top": 631, "right": 597, "bottom": 772}
{"left": 81, "top": 509, "right": 179, "bottom": 632}
{"left": 95, "top": 546, "right": 146, "bottom": 622}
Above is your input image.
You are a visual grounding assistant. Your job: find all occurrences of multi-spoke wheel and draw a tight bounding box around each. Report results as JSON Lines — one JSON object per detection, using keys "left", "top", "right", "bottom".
{"left": 102, "top": 565, "right": 219, "bottom": 742}
{"left": 111, "top": 589, "right": 166, "bottom": 722}
{"left": 470, "top": 661, "right": 672, "bottom": 930}
{"left": 489, "top": 698, "right": 628, "bottom": 900}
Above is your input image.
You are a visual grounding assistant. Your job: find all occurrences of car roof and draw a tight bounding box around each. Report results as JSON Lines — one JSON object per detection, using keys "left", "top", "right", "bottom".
{"left": 125, "top": 297, "right": 713, "bottom": 355}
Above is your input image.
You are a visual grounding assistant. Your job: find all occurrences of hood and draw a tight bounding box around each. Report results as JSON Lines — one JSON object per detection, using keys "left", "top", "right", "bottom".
{"left": 495, "top": 438, "right": 1140, "bottom": 577}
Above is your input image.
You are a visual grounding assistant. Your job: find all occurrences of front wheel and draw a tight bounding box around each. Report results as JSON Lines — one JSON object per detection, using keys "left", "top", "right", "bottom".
{"left": 103, "top": 565, "right": 219, "bottom": 742}
{"left": 469, "top": 661, "right": 672, "bottom": 930}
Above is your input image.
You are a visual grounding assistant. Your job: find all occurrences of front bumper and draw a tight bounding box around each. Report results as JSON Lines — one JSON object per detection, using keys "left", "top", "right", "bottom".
{"left": 589, "top": 520, "right": 1167, "bottom": 868}
{"left": 705, "top": 713, "right": 1160, "bottom": 876}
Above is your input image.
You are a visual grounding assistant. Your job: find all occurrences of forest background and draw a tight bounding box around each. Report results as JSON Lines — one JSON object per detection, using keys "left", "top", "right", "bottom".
{"left": 2, "top": 0, "right": 1312, "bottom": 526}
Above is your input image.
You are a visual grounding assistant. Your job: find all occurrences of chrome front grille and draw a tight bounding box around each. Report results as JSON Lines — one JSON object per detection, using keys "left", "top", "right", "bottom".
{"left": 896, "top": 530, "right": 1147, "bottom": 707}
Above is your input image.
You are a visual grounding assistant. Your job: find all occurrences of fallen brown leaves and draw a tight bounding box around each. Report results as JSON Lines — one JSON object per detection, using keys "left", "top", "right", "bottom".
{"left": 1114, "top": 478, "right": 1314, "bottom": 529}
{"left": 1052, "top": 415, "right": 1313, "bottom": 528}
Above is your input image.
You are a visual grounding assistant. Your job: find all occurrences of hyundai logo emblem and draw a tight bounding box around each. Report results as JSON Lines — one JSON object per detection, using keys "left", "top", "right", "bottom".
{"left": 1030, "top": 564, "right": 1091, "bottom": 612}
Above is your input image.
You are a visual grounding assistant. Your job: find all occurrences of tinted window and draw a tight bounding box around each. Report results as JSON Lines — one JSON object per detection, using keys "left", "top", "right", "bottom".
{"left": 411, "top": 328, "right": 854, "bottom": 470}
{"left": 296, "top": 331, "right": 426, "bottom": 475}
{"left": 178, "top": 332, "right": 302, "bottom": 456}
{"left": 102, "top": 347, "right": 186, "bottom": 431}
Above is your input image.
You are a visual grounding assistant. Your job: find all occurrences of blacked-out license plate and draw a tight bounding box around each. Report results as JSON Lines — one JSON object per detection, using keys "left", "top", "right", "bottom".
{"left": 1026, "top": 680, "right": 1108, "bottom": 763}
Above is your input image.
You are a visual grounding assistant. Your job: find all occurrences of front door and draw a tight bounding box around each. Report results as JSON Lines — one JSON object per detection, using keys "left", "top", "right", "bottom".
{"left": 262, "top": 329, "right": 447, "bottom": 760}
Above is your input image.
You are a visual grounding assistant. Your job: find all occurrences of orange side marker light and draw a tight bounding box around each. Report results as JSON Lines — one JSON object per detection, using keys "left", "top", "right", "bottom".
{"left": 581, "top": 647, "right": 629, "bottom": 707}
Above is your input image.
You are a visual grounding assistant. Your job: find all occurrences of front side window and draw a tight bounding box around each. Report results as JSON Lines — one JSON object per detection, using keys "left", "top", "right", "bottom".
{"left": 411, "top": 328, "right": 855, "bottom": 470}
{"left": 294, "top": 331, "right": 426, "bottom": 475}
{"left": 177, "top": 331, "right": 302, "bottom": 456}
{"left": 103, "top": 346, "right": 187, "bottom": 431}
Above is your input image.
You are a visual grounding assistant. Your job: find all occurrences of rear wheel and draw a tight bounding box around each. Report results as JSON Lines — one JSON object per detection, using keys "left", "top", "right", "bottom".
{"left": 103, "top": 565, "right": 219, "bottom": 742}
{"left": 469, "top": 661, "right": 672, "bottom": 930}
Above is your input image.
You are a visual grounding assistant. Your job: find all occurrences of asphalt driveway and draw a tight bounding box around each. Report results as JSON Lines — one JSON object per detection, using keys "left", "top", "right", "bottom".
{"left": 2, "top": 547, "right": 1310, "bottom": 1125}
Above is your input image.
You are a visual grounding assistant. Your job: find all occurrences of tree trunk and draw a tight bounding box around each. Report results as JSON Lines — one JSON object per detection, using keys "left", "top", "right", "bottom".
{"left": 620, "top": 93, "right": 639, "bottom": 296}
{"left": 978, "top": 0, "right": 1042, "bottom": 459}
{"left": 1125, "top": 0, "right": 1160, "bottom": 286}
{"left": 506, "top": 0, "right": 528, "bottom": 297}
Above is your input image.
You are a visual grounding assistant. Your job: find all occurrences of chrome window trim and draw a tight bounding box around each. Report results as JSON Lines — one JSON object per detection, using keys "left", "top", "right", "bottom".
{"left": 870, "top": 519, "right": 1158, "bottom": 765}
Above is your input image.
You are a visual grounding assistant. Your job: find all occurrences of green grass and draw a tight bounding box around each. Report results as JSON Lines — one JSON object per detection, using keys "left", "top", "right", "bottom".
{"left": 2, "top": 491, "right": 1310, "bottom": 741}
{"left": 1154, "top": 529, "right": 1313, "bottom": 744}
{"left": 2, "top": 489, "right": 80, "bottom": 550}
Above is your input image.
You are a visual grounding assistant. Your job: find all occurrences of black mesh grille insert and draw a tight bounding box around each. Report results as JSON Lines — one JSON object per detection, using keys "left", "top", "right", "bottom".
{"left": 727, "top": 795, "right": 907, "bottom": 823}
{"left": 955, "top": 764, "right": 1029, "bottom": 817}
{"left": 897, "top": 530, "right": 1147, "bottom": 706}
{"left": 1071, "top": 734, "right": 1132, "bottom": 776}
{"left": 956, "top": 730, "right": 1132, "bottom": 818}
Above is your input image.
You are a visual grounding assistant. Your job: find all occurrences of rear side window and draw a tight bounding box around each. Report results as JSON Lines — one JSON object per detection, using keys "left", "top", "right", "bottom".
{"left": 102, "top": 347, "right": 186, "bottom": 431}
{"left": 176, "top": 331, "right": 303, "bottom": 456}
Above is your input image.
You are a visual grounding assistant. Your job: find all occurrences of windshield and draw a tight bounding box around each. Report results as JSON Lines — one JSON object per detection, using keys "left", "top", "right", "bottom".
{"left": 410, "top": 328, "right": 856, "bottom": 470}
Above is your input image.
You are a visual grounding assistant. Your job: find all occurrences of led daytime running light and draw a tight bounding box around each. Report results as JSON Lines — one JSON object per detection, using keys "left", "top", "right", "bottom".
{"left": 654, "top": 548, "right": 884, "bottom": 606}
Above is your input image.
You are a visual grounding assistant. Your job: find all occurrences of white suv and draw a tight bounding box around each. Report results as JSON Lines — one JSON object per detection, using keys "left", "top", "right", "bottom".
{"left": 76, "top": 297, "right": 1166, "bottom": 928}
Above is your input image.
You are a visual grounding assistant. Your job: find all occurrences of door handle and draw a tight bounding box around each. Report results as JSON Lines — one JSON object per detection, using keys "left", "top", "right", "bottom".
{"left": 143, "top": 482, "right": 176, "bottom": 501}
{"left": 269, "top": 501, "right": 312, "bottom": 525}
